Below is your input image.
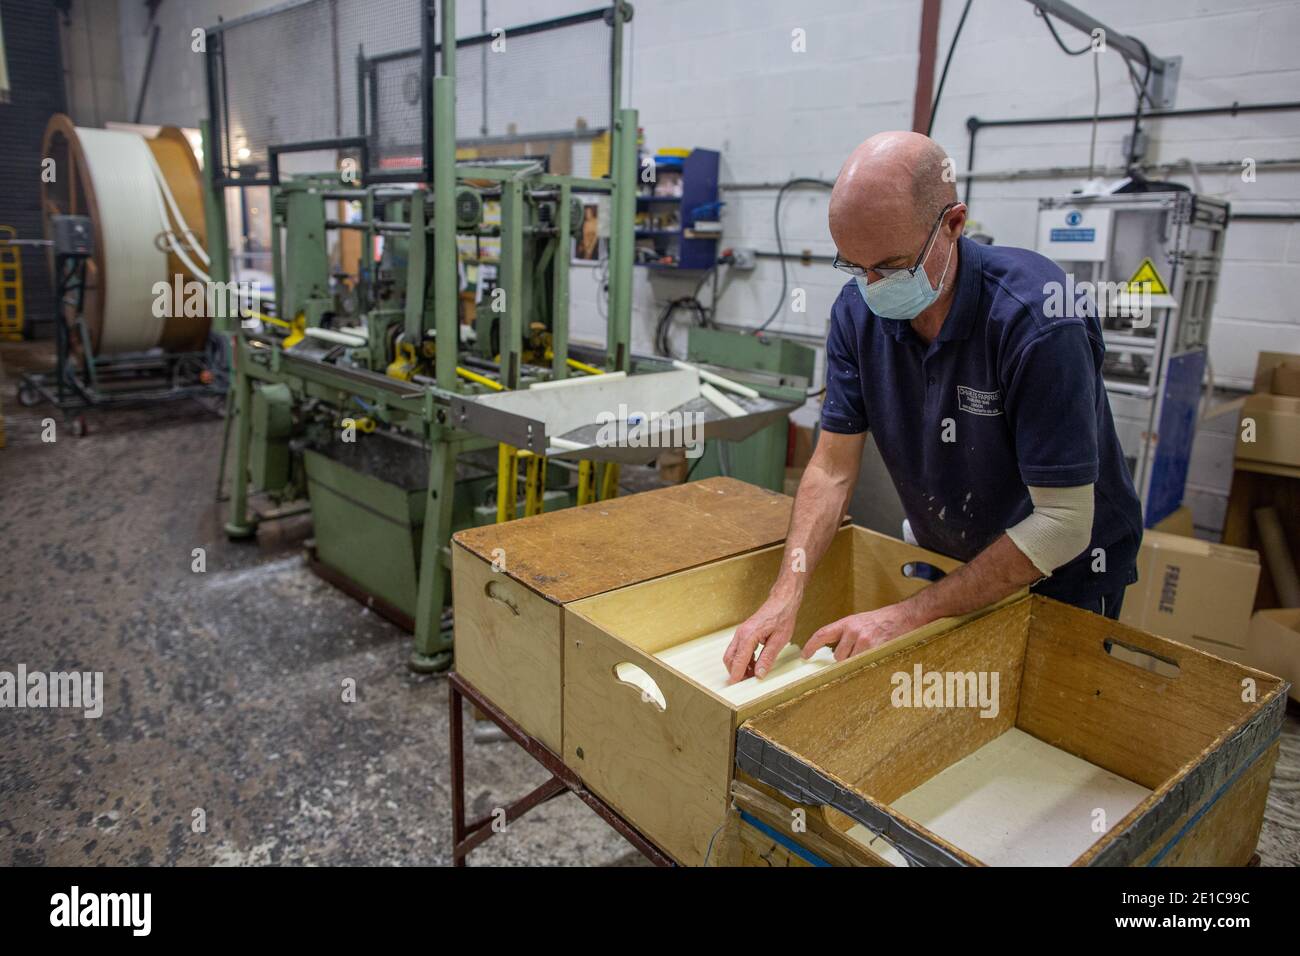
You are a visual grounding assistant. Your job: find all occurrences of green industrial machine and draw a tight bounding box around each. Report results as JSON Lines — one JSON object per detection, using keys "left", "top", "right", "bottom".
{"left": 203, "top": 1, "right": 803, "bottom": 671}
{"left": 673, "top": 327, "right": 815, "bottom": 492}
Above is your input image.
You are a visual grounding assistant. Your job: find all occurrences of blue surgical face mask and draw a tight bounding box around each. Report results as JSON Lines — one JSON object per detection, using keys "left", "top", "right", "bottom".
{"left": 856, "top": 237, "right": 955, "bottom": 321}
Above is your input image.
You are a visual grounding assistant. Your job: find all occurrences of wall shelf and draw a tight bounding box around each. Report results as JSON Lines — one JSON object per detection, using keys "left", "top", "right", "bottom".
{"left": 634, "top": 148, "right": 720, "bottom": 271}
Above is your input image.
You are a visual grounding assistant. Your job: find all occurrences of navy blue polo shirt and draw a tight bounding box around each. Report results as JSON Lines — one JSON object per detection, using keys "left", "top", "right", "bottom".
{"left": 821, "top": 236, "right": 1142, "bottom": 605}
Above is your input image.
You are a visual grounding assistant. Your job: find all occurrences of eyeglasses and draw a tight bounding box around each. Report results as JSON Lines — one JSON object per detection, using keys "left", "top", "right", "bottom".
{"left": 833, "top": 201, "right": 961, "bottom": 279}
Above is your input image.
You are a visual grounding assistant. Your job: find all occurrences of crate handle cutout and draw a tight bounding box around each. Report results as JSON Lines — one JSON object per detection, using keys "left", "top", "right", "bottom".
{"left": 901, "top": 561, "right": 947, "bottom": 583}
{"left": 613, "top": 663, "right": 667, "bottom": 711}
{"left": 1103, "top": 637, "right": 1181, "bottom": 679}
{"left": 483, "top": 580, "right": 519, "bottom": 616}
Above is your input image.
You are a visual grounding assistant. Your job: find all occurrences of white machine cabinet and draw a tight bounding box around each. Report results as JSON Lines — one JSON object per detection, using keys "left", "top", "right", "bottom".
{"left": 1036, "top": 191, "right": 1229, "bottom": 526}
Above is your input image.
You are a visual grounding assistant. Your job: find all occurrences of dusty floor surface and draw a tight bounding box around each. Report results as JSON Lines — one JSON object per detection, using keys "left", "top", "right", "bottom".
{"left": 1, "top": 339, "right": 1297, "bottom": 867}
{"left": 0, "top": 342, "right": 648, "bottom": 866}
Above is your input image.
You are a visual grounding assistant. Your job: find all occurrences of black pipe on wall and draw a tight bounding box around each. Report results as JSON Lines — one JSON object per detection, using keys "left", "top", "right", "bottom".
{"left": 963, "top": 100, "right": 1300, "bottom": 206}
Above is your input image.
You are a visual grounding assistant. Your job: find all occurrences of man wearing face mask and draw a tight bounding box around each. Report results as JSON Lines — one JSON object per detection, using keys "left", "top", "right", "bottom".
{"left": 723, "top": 130, "right": 1142, "bottom": 684}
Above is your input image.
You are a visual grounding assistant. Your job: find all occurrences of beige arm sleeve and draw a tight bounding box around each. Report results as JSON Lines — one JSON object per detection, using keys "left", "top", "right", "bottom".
{"left": 1005, "top": 483, "right": 1095, "bottom": 577}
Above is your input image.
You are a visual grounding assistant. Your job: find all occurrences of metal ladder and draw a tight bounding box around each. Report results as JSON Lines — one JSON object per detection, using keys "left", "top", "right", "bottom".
{"left": 0, "top": 226, "right": 23, "bottom": 341}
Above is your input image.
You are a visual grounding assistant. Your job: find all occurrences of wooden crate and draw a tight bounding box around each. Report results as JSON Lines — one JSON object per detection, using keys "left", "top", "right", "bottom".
{"left": 562, "top": 524, "right": 1007, "bottom": 865}
{"left": 450, "top": 477, "right": 794, "bottom": 753}
{"left": 735, "top": 595, "right": 1289, "bottom": 867}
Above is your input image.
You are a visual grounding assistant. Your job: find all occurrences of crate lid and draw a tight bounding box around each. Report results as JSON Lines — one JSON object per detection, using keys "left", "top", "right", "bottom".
{"left": 452, "top": 477, "right": 792, "bottom": 604}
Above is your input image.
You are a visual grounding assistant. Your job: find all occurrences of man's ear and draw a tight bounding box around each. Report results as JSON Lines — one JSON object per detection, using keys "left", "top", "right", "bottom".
{"left": 946, "top": 203, "right": 968, "bottom": 238}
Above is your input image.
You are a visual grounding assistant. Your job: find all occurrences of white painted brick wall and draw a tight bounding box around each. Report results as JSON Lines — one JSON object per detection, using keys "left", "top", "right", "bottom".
{"left": 98, "top": 0, "right": 1299, "bottom": 532}
{"left": 553, "top": 0, "right": 1300, "bottom": 396}
{"left": 98, "top": 0, "right": 1300, "bottom": 385}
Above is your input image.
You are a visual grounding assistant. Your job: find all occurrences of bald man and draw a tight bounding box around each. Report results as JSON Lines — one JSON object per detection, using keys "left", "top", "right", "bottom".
{"left": 723, "top": 131, "right": 1142, "bottom": 684}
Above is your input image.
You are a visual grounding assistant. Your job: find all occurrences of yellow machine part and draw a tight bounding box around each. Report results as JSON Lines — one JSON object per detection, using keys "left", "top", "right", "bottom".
{"left": 499, "top": 449, "right": 619, "bottom": 523}
{"left": 485, "top": 352, "right": 618, "bottom": 523}
{"left": 456, "top": 366, "right": 503, "bottom": 391}
{"left": 242, "top": 309, "right": 305, "bottom": 347}
{"left": 341, "top": 415, "right": 376, "bottom": 434}
{"left": 387, "top": 341, "right": 419, "bottom": 382}
{"left": 0, "top": 226, "right": 24, "bottom": 342}
{"left": 284, "top": 314, "right": 306, "bottom": 348}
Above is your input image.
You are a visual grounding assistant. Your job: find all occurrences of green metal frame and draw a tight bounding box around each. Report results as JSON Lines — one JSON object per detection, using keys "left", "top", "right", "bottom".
{"left": 211, "top": 1, "right": 639, "bottom": 671}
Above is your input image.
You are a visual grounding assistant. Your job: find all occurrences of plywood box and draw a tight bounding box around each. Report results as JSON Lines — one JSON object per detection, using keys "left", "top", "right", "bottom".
{"left": 450, "top": 478, "right": 794, "bottom": 753}
{"left": 736, "top": 595, "right": 1288, "bottom": 867}
{"left": 563, "top": 524, "right": 1015, "bottom": 865}
{"left": 1121, "top": 530, "right": 1259, "bottom": 650}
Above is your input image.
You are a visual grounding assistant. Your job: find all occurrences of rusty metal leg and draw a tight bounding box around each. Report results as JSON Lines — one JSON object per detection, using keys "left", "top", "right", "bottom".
{"left": 450, "top": 679, "right": 468, "bottom": 867}
{"left": 448, "top": 672, "right": 675, "bottom": 867}
{"left": 456, "top": 776, "right": 568, "bottom": 860}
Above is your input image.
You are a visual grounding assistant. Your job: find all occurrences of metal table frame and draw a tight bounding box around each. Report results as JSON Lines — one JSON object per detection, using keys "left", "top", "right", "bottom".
{"left": 448, "top": 671, "right": 674, "bottom": 867}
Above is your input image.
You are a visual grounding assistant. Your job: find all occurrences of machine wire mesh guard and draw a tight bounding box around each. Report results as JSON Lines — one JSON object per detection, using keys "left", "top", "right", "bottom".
{"left": 207, "top": 0, "right": 615, "bottom": 186}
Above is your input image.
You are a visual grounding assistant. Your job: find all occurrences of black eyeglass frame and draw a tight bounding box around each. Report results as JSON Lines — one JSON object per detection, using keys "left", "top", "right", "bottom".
{"left": 833, "top": 200, "right": 962, "bottom": 279}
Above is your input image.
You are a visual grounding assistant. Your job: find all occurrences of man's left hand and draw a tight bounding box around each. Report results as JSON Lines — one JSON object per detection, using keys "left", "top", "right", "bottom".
{"left": 800, "top": 602, "right": 926, "bottom": 662}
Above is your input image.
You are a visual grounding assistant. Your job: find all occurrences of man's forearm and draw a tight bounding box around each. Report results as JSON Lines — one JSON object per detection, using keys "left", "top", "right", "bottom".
{"left": 896, "top": 533, "right": 1040, "bottom": 627}
{"left": 771, "top": 457, "right": 855, "bottom": 599}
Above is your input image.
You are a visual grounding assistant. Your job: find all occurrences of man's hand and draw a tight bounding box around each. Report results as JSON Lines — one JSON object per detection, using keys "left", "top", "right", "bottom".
{"left": 719, "top": 429, "right": 867, "bottom": 685}
{"left": 723, "top": 592, "right": 800, "bottom": 685}
{"left": 801, "top": 602, "right": 924, "bottom": 662}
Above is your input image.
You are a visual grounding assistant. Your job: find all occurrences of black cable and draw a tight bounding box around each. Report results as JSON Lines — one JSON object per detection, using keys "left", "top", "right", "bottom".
{"left": 654, "top": 296, "right": 708, "bottom": 358}
{"left": 928, "top": 0, "right": 976, "bottom": 136}
{"left": 652, "top": 259, "right": 729, "bottom": 358}
{"left": 1124, "top": 37, "right": 1156, "bottom": 108}
{"left": 753, "top": 178, "right": 833, "bottom": 334}
{"left": 1126, "top": 37, "right": 1153, "bottom": 168}
{"left": 1035, "top": 5, "right": 1090, "bottom": 55}
{"left": 1032, "top": 7, "right": 1155, "bottom": 172}
{"left": 686, "top": 444, "right": 710, "bottom": 481}
{"left": 690, "top": 260, "right": 721, "bottom": 322}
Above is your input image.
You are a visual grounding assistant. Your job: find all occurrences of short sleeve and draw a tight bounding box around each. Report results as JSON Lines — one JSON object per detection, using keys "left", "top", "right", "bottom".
{"left": 1005, "top": 322, "right": 1100, "bottom": 487}
{"left": 820, "top": 294, "right": 868, "bottom": 435}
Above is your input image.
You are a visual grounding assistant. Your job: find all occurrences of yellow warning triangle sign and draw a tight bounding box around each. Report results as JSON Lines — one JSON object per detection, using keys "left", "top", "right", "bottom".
{"left": 1126, "top": 257, "right": 1170, "bottom": 295}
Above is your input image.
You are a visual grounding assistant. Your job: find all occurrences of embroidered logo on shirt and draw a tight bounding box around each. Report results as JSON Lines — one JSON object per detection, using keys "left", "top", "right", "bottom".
{"left": 956, "top": 385, "right": 1003, "bottom": 416}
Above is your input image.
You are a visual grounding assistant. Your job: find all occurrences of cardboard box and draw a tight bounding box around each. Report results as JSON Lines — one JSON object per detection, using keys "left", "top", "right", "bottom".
{"left": 1236, "top": 393, "right": 1300, "bottom": 470}
{"left": 1242, "top": 609, "right": 1300, "bottom": 704}
{"left": 1272, "top": 362, "right": 1300, "bottom": 398}
{"left": 1121, "top": 530, "right": 1260, "bottom": 650}
{"left": 657, "top": 448, "right": 688, "bottom": 484}
{"left": 1252, "top": 350, "right": 1300, "bottom": 397}
{"left": 1152, "top": 505, "right": 1194, "bottom": 537}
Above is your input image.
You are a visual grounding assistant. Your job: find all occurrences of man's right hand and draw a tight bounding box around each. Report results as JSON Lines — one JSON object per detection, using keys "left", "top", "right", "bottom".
{"left": 720, "top": 429, "right": 867, "bottom": 686}
{"left": 723, "top": 590, "right": 801, "bottom": 685}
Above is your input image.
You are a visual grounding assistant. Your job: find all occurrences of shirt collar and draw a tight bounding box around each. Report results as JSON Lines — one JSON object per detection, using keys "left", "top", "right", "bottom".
{"left": 938, "top": 235, "right": 982, "bottom": 342}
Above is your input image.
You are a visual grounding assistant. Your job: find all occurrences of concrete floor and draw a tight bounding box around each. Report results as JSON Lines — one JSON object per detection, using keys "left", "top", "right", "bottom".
{"left": 1, "top": 339, "right": 1298, "bottom": 867}
{"left": 0, "top": 342, "right": 647, "bottom": 866}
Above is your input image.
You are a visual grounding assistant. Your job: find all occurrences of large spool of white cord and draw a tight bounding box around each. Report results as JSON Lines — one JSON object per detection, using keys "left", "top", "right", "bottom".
{"left": 74, "top": 128, "right": 169, "bottom": 353}
{"left": 41, "top": 115, "right": 211, "bottom": 356}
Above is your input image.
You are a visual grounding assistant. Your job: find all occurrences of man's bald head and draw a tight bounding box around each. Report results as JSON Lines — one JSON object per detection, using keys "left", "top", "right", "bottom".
{"left": 829, "top": 132, "right": 961, "bottom": 272}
